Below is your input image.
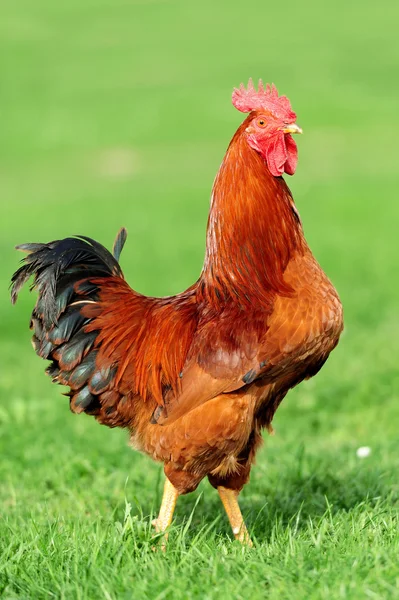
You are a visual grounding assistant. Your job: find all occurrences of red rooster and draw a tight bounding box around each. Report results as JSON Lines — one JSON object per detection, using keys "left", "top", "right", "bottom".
{"left": 11, "top": 80, "right": 343, "bottom": 546}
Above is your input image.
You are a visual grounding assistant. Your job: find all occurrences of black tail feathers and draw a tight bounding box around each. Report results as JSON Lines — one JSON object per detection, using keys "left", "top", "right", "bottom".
{"left": 10, "top": 228, "right": 127, "bottom": 327}
{"left": 10, "top": 228, "right": 128, "bottom": 418}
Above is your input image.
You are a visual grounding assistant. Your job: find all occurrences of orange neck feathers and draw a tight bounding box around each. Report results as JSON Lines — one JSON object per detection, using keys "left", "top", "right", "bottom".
{"left": 199, "top": 117, "right": 305, "bottom": 309}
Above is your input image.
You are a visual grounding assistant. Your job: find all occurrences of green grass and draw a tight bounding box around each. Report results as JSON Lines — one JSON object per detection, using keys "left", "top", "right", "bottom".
{"left": 1, "top": 0, "right": 399, "bottom": 598}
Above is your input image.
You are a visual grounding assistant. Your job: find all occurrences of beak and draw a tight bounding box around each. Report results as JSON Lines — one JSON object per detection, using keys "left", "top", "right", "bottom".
{"left": 283, "top": 124, "right": 303, "bottom": 135}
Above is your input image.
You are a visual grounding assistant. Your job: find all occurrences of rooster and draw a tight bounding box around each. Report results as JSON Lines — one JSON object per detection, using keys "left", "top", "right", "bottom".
{"left": 11, "top": 80, "right": 343, "bottom": 546}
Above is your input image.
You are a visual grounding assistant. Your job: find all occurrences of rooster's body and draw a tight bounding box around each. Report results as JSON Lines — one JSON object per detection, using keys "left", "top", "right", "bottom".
{"left": 11, "top": 81, "right": 343, "bottom": 545}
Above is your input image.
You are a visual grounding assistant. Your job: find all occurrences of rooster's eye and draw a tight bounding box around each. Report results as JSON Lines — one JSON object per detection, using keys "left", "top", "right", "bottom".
{"left": 257, "top": 119, "right": 266, "bottom": 127}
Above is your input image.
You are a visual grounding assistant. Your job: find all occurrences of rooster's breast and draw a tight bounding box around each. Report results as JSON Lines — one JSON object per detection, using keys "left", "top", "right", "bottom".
{"left": 262, "top": 250, "right": 343, "bottom": 371}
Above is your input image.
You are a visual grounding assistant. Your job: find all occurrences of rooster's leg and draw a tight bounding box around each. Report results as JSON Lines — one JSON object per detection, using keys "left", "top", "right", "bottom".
{"left": 217, "top": 486, "right": 253, "bottom": 546}
{"left": 152, "top": 477, "right": 179, "bottom": 545}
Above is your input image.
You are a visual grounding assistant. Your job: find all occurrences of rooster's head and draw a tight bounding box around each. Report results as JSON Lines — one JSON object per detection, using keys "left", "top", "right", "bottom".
{"left": 232, "top": 79, "right": 302, "bottom": 177}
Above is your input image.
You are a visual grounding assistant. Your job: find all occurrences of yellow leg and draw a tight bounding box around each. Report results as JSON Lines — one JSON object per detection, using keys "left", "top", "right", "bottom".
{"left": 152, "top": 477, "right": 179, "bottom": 546}
{"left": 218, "top": 486, "right": 253, "bottom": 546}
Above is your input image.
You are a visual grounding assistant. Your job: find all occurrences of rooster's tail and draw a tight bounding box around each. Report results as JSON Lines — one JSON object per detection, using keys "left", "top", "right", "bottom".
{"left": 10, "top": 229, "right": 128, "bottom": 416}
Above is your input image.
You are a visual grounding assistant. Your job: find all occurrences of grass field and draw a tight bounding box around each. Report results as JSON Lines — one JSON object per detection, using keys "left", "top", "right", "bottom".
{"left": 1, "top": 1, "right": 399, "bottom": 598}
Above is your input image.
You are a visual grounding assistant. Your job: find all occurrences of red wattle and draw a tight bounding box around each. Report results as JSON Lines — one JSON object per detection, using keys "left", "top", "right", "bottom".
{"left": 284, "top": 134, "right": 298, "bottom": 175}
{"left": 265, "top": 132, "right": 298, "bottom": 177}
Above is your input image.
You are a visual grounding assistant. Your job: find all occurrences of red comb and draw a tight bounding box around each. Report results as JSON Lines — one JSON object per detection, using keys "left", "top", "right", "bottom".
{"left": 232, "top": 79, "right": 296, "bottom": 123}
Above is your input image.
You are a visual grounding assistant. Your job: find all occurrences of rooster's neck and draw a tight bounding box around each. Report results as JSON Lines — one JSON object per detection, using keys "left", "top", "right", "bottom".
{"left": 199, "top": 120, "right": 305, "bottom": 308}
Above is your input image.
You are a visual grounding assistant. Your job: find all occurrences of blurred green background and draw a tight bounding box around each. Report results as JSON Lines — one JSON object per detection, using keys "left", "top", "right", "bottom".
{"left": 1, "top": 1, "right": 398, "bottom": 598}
